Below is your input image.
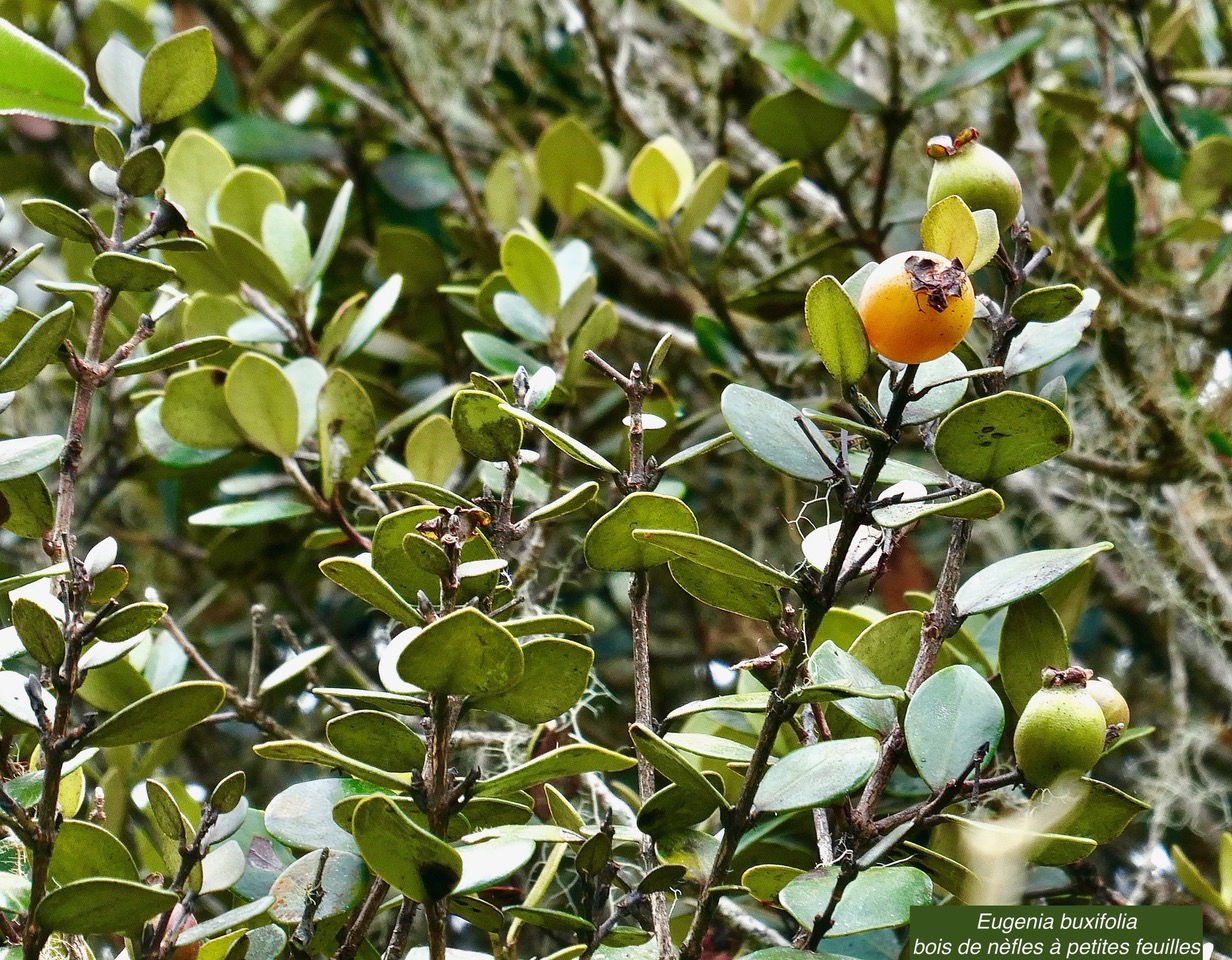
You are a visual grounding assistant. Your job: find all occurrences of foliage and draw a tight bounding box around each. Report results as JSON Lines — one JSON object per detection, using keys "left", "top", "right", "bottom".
{"left": 0, "top": 2, "right": 1227, "bottom": 960}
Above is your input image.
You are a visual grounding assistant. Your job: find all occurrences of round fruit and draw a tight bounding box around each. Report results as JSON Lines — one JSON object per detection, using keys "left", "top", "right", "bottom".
{"left": 1013, "top": 678, "right": 1107, "bottom": 788}
{"left": 857, "top": 251, "right": 974, "bottom": 364}
{"left": 926, "top": 128, "right": 1023, "bottom": 235}
{"left": 1084, "top": 677, "right": 1130, "bottom": 729}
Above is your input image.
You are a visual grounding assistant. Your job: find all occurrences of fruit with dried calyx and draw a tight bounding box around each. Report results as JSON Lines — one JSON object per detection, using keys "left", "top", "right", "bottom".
{"left": 1084, "top": 676, "right": 1130, "bottom": 730}
{"left": 927, "top": 128, "right": 1023, "bottom": 235}
{"left": 1013, "top": 666, "right": 1106, "bottom": 788}
{"left": 857, "top": 250, "right": 974, "bottom": 364}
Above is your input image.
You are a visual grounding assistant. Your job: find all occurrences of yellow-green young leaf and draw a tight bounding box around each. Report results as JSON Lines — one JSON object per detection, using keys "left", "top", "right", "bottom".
{"left": 224, "top": 353, "right": 300, "bottom": 456}
{"left": 318, "top": 369, "right": 376, "bottom": 498}
{"left": 921, "top": 195, "right": 979, "bottom": 269}
{"left": 674, "top": 159, "right": 730, "bottom": 242}
{"left": 161, "top": 366, "right": 244, "bottom": 450}
{"left": 1171, "top": 845, "right": 1227, "bottom": 915}
{"left": 214, "top": 166, "right": 286, "bottom": 238}
{"left": 139, "top": 26, "right": 217, "bottom": 123}
{"left": 834, "top": 0, "right": 896, "bottom": 36}
{"left": 969, "top": 208, "right": 1000, "bottom": 271}
{"left": 670, "top": 0, "right": 748, "bottom": 39}
{"left": 747, "top": 160, "right": 802, "bottom": 205}
{"left": 500, "top": 231, "right": 560, "bottom": 317}
{"left": 573, "top": 184, "right": 664, "bottom": 246}
{"left": 404, "top": 413, "right": 461, "bottom": 487}
{"left": 534, "top": 117, "right": 605, "bottom": 217}
{"left": 805, "top": 275, "right": 869, "bottom": 386}
{"left": 485, "top": 150, "right": 540, "bottom": 230}
{"left": 261, "top": 204, "right": 312, "bottom": 288}
{"left": 0, "top": 302, "right": 74, "bottom": 391}
{"left": 162, "top": 130, "right": 235, "bottom": 244}
{"left": 0, "top": 20, "right": 119, "bottom": 125}
{"left": 628, "top": 136, "right": 695, "bottom": 221}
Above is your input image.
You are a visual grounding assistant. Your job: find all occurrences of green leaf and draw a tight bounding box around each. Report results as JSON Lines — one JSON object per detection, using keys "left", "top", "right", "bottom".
{"left": 747, "top": 160, "right": 801, "bottom": 205}
{"left": 11, "top": 597, "right": 64, "bottom": 667}
{"left": 139, "top": 26, "right": 217, "bottom": 123}
{"left": 161, "top": 366, "right": 243, "bottom": 450}
{"left": 751, "top": 39, "right": 883, "bottom": 114}
{"left": 954, "top": 543, "right": 1114, "bottom": 617}
{"left": 93, "top": 601, "right": 167, "bottom": 643}
{"left": 664, "top": 692, "right": 770, "bottom": 722}
{"left": 91, "top": 252, "right": 176, "bottom": 292}
{"left": 638, "top": 781, "right": 722, "bottom": 837}
{"left": 779, "top": 866, "right": 931, "bottom": 935}
{"left": 809, "top": 641, "right": 898, "bottom": 733}
{"left": 319, "top": 555, "right": 420, "bottom": 624}
{"left": 270, "top": 849, "right": 368, "bottom": 924}
{"left": 522, "top": 482, "right": 600, "bottom": 524}
{"left": 1003, "top": 291, "right": 1097, "bottom": 377}
{"left": 501, "top": 232, "right": 559, "bottom": 317}
{"left": 668, "top": 558, "right": 784, "bottom": 621}
{"left": 253, "top": 740, "right": 410, "bottom": 792}
{"left": 211, "top": 223, "right": 294, "bottom": 303}
{"left": 451, "top": 389, "right": 522, "bottom": 463}
{"left": 114, "top": 337, "right": 230, "bottom": 377}
{"left": 1171, "top": 845, "right": 1226, "bottom": 914}
{"left": 472, "top": 638, "right": 594, "bottom": 724}
{"left": 396, "top": 608, "right": 523, "bottom": 696}
{"left": 259, "top": 645, "right": 331, "bottom": 696}
{"left": 834, "top": 0, "right": 897, "bottom": 36}
{"left": 337, "top": 274, "right": 402, "bottom": 361}
{"left": 933, "top": 391, "right": 1071, "bottom": 483}
{"left": 912, "top": 27, "right": 1047, "bottom": 108}
{"left": 189, "top": 499, "right": 312, "bottom": 527}
{"left": 747, "top": 90, "right": 849, "bottom": 160}
{"left": 455, "top": 838, "right": 538, "bottom": 896}
{"left": 1180, "top": 135, "right": 1232, "bottom": 211}
{"left": 920, "top": 195, "right": 978, "bottom": 269}
{"left": 754, "top": 738, "right": 880, "bottom": 814}
{"left": 871, "top": 488, "right": 1004, "bottom": 529}
{"left": 118, "top": 145, "right": 165, "bottom": 196}
{"left": 535, "top": 117, "right": 605, "bottom": 218}
{"left": 50, "top": 819, "right": 140, "bottom": 885}
{"left": 0, "top": 302, "right": 74, "bottom": 391}
{"left": 266, "top": 778, "right": 364, "bottom": 853}
{"left": 631, "top": 529, "right": 794, "bottom": 588}
{"left": 461, "top": 331, "right": 542, "bottom": 376}
{"left": 224, "top": 353, "right": 300, "bottom": 456}
{"left": 175, "top": 898, "right": 275, "bottom": 947}
{"left": 327, "top": 712, "right": 425, "bottom": 772}
{"left": 998, "top": 595, "right": 1068, "bottom": 715}
{"left": 675, "top": 159, "right": 729, "bottom": 242}
{"left": 501, "top": 404, "right": 619, "bottom": 473}
{"left": 0, "top": 474, "right": 53, "bottom": 540}
{"left": 628, "top": 135, "right": 695, "bottom": 221}
{"left": 584, "top": 493, "right": 698, "bottom": 572}
{"left": 318, "top": 369, "right": 376, "bottom": 498}
{"left": 83, "top": 681, "right": 225, "bottom": 747}
{"left": 904, "top": 665, "right": 1003, "bottom": 790}
{"left": 0, "top": 20, "right": 119, "bottom": 125}
{"left": 261, "top": 204, "right": 312, "bottom": 288}
{"left": 1011, "top": 284, "right": 1085, "bottom": 324}
{"left": 476, "top": 744, "right": 636, "bottom": 797}
{"left": 1043, "top": 778, "right": 1149, "bottom": 849}
{"left": 493, "top": 293, "right": 549, "bottom": 344}
{"left": 501, "top": 615, "right": 594, "bottom": 638}
{"left": 352, "top": 795, "right": 463, "bottom": 902}
{"left": 722, "top": 383, "right": 835, "bottom": 482}
{"left": 574, "top": 184, "right": 664, "bottom": 247}
{"left": 307, "top": 179, "right": 353, "bottom": 288}
{"left": 846, "top": 611, "right": 923, "bottom": 686}
{"left": 877, "top": 354, "right": 971, "bottom": 427}
{"left": 631, "top": 723, "right": 727, "bottom": 809}
{"left": 666, "top": 733, "right": 756, "bottom": 763}
{"left": 939, "top": 814, "right": 1095, "bottom": 867}
{"left": 21, "top": 199, "right": 96, "bottom": 242}
{"left": 0, "top": 435, "right": 63, "bottom": 481}
{"left": 36, "top": 878, "right": 177, "bottom": 935}
{"left": 805, "top": 275, "right": 869, "bottom": 386}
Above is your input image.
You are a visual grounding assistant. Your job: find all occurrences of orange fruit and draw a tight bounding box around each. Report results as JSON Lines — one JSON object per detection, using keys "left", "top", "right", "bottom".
{"left": 857, "top": 251, "right": 974, "bottom": 364}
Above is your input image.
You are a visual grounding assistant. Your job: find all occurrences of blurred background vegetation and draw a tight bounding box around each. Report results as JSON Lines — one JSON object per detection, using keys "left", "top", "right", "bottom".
{"left": 0, "top": 0, "right": 1229, "bottom": 938}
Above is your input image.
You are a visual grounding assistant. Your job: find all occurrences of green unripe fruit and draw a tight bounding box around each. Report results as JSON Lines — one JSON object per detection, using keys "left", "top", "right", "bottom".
{"left": 926, "top": 128, "right": 1023, "bottom": 235}
{"left": 1084, "top": 677, "right": 1130, "bottom": 729}
{"left": 1013, "top": 677, "right": 1106, "bottom": 788}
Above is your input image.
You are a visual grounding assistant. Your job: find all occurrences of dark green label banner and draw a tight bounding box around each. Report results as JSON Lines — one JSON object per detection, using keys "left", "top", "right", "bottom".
{"left": 909, "top": 906, "right": 1204, "bottom": 960}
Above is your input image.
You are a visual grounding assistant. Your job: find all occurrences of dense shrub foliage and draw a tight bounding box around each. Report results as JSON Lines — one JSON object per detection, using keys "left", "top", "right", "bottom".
{"left": 0, "top": 2, "right": 1228, "bottom": 960}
